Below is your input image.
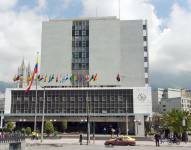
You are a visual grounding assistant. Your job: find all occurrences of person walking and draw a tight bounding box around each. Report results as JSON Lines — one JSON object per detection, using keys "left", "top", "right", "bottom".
{"left": 79, "top": 134, "right": 83, "bottom": 145}
{"left": 154, "top": 133, "right": 160, "bottom": 147}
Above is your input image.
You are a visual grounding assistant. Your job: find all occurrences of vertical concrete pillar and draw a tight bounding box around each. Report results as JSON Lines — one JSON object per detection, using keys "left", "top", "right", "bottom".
{"left": 134, "top": 114, "right": 145, "bottom": 137}
{"left": 0, "top": 115, "right": 3, "bottom": 128}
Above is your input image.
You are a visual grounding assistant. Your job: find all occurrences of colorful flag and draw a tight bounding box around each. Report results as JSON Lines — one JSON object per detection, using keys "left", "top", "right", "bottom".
{"left": 89, "top": 75, "right": 94, "bottom": 82}
{"left": 13, "top": 75, "right": 20, "bottom": 82}
{"left": 116, "top": 73, "right": 120, "bottom": 82}
{"left": 25, "top": 53, "right": 39, "bottom": 93}
{"left": 44, "top": 74, "right": 48, "bottom": 82}
{"left": 56, "top": 74, "right": 59, "bottom": 82}
{"left": 93, "top": 73, "right": 98, "bottom": 81}
{"left": 70, "top": 74, "right": 74, "bottom": 82}
{"left": 37, "top": 74, "right": 44, "bottom": 81}
{"left": 82, "top": 70, "right": 89, "bottom": 81}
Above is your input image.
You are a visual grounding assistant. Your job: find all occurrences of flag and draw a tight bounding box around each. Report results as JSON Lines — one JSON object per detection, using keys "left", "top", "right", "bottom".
{"left": 82, "top": 70, "right": 89, "bottom": 81}
{"left": 70, "top": 74, "right": 74, "bottom": 82}
{"left": 26, "top": 74, "right": 32, "bottom": 85}
{"left": 116, "top": 73, "right": 120, "bottom": 82}
{"left": 56, "top": 74, "right": 59, "bottom": 82}
{"left": 48, "top": 75, "right": 52, "bottom": 82}
{"left": 93, "top": 73, "right": 98, "bottom": 81}
{"left": 74, "top": 74, "right": 78, "bottom": 81}
{"left": 39, "top": 74, "right": 44, "bottom": 81}
{"left": 89, "top": 75, "right": 94, "bottom": 82}
{"left": 44, "top": 74, "right": 48, "bottom": 82}
{"left": 25, "top": 53, "right": 39, "bottom": 93}
{"left": 13, "top": 75, "right": 20, "bottom": 82}
{"left": 25, "top": 72, "right": 35, "bottom": 93}
{"left": 34, "top": 54, "right": 39, "bottom": 73}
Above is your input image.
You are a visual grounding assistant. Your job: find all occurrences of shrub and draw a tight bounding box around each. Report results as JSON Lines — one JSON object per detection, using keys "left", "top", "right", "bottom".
{"left": 26, "top": 127, "right": 32, "bottom": 136}
{"left": 6, "top": 122, "right": 14, "bottom": 132}
{"left": 44, "top": 121, "right": 54, "bottom": 136}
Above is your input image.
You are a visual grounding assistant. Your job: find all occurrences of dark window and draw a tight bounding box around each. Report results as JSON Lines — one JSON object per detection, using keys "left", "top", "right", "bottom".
{"left": 143, "top": 25, "right": 147, "bottom": 30}
{"left": 144, "top": 46, "right": 147, "bottom": 52}
{"left": 143, "top": 36, "right": 147, "bottom": 41}
{"left": 144, "top": 57, "right": 148, "bottom": 62}
{"left": 145, "top": 78, "right": 149, "bottom": 84}
{"left": 145, "top": 68, "right": 148, "bottom": 73}
{"left": 163, "top": 105, "right": 166, "bottom": 107}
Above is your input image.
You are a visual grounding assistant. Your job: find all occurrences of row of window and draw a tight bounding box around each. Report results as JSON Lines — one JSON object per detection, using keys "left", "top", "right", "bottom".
{"left": 72, "top": 41, "right": 89, "bottom": 48}
{"left": 72, "top": 63, "right": 89, "bottom": 70}
{"left": 72, "top": 30, "right": 89, "bottom": 36}
{"left": 72, "top": 52, "right": 89, "bottom": 59}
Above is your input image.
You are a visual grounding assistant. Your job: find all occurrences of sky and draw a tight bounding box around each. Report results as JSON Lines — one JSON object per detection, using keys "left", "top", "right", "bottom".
{"left": 0, "top": 0, "right": 191, "bottom": 88}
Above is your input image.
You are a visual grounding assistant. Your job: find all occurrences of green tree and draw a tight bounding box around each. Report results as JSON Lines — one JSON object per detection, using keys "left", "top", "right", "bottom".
{"left": 61, "top": 120, "right": 68, "bottom": 132}
{"left": 26, "top": 127, "right": 32, "bottom": 136}
{"left": 161, "top": 109, "right": 191, "bottom": 136}
{"left": 6, "top": 122, "right": 14, "bottom": 132}
{"left": 21, "top": 128, "right": 26, "bottom": 135}
{"left": 44, "top": 121, "right": 54, "bottom": 136}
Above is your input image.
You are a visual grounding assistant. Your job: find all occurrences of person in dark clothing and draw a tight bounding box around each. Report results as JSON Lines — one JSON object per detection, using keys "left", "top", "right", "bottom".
{"left": 154, "top": 133, "right": 160, "bottom": 147}
{"left": 79, "top": 134, "right": 83, "bottom": 145}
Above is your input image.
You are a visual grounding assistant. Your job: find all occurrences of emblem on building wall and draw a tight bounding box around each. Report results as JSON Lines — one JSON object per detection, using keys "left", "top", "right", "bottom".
{"left": 137, "top": 93, "right": 147, "bottom": 101}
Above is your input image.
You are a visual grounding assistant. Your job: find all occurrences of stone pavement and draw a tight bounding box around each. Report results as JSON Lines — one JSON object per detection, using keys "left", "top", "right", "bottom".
{"left": 26, "top": 138, "right": 191, "bottom": 147}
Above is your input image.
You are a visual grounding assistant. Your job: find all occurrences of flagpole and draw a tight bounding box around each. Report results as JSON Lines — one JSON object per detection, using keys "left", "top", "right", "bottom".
{"left": 41, "top": 86, "right": 45, "bottom": 143}
{"left": 118, "top": 0, "right": 120, "bottom": 19}
{"left": 34, "top": 77, "right": 38, "bottom": 131}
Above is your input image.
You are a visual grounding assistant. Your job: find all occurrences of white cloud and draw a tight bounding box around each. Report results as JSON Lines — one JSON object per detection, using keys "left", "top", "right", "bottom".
{"left": 81, "top": 0, "right": 191, "bottom": 87}
{"left": 0, "top": 1, "right": 46, "bottom": 81}
{"left": 0, "top": 0, "right": 17, "bottom": 11}
{"left": 152, "top": 2, "right": 191, "bottom": 73}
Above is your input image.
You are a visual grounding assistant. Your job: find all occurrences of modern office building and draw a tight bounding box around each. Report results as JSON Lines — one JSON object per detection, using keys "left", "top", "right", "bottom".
{"left": 4, "top": 17, "right": 152, "bottom": 136}
{"left": 159, "top": 89, "right": 191, "bottom": 113}
{"left": 152, "top": 88, "right": 182, "bottom": 113}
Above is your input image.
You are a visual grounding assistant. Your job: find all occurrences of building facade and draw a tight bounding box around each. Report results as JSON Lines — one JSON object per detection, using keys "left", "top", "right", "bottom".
{"left": 41, "top": 17, "right": 149, "bottom": 87}
{"left": 4, "top": 17, "right": 151, "bottom": 136}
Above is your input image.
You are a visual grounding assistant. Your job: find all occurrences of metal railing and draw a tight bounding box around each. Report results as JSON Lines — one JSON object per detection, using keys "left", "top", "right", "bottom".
{"left": 0, "top": 133, "right": 25, "bottom": 144}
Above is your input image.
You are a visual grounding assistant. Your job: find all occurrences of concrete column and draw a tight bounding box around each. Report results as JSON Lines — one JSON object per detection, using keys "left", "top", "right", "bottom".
{"left": 134, "top": 114, "right": 145, "bottom": 137}
{"left": 0, "top": 115, "right": 4, "bottom": 128}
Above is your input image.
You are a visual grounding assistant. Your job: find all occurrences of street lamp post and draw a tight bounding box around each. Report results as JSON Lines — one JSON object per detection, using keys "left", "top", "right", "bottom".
{"left": 86, "top": 90, "right": 90, "bottom": 145}
{"left": 34, "top": 78, "right": 38, "bottom": 132}
{"left": 41, "top": 87, "right": 46, "bottom": 143}
{"left": 125, "top": 99, "right": 128, "bottom": 135}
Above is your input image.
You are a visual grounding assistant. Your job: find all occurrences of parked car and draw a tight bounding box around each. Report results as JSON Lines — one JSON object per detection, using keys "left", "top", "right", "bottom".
{"left": 104, "top": 136, "right": 136, "bottom": 146}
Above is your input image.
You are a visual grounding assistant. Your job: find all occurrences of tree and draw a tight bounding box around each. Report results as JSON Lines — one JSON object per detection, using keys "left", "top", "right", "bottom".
{"left": 44, "top": 121, "right": 54, "bottom": 136}
{"left": 7, "top": 122, "right": 14, "bottom": 132}
{"left": 61, "top": 120, "right": 68, "bottom": 132}
{"left": 160, "top": 109, "right": 191, "bottom": 136}
{"left": 26, "top": 127, "right": 32, "bottom": 136}
{"left": 21, "top": 128, "right": 26, "bottom": 135}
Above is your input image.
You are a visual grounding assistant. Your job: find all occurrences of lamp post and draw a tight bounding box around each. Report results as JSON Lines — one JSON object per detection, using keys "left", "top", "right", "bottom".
{"left": 86, "top": 90, "right": 90, "bottom": 145}
{"left": 134, "top": 120, "right": 141, "bottom": 136}
{"left": 125, "top": 99, "right": 128, "bottom": 135}
{"left": 41, "top": 87, "right": 46, "bottom": 143}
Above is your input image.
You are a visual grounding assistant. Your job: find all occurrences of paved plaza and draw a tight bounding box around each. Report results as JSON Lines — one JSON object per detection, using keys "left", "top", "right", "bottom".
{"left": 1, "top": 138, "right": 191, "bottom": 150}
{"left": 25, "top": 145, "right": 191, "bottom": 150}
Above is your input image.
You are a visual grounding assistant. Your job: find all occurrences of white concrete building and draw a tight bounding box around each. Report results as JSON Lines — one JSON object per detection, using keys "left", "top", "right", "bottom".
{"left": 160, "top": 96, "right": 191, "bottom": 113}
{"left": 41, "top": 17, "right": 149, "bottom": 87}
{"left": 4, "top": 17, "right": 151, "bottom": 136}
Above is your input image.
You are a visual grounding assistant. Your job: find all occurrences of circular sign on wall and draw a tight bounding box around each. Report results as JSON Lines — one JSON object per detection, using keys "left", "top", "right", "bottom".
{"left": 137, "top": 93, "right": 147, "bottom": 101}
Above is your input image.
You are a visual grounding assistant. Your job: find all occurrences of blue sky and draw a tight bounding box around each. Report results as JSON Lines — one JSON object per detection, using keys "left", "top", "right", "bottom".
{"left": 15, "top": 0, "right": 189, "bottom": 19}
{"left": 0, "top": 0, "right": 191, "bottom": 89}
{"left": 151, "top": 0, "right": 190, "bottom": 18}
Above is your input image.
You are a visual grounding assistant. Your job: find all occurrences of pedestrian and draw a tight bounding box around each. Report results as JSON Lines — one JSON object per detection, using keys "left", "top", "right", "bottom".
{"left": 111, "top": 128, "right": 115, "bottom": 138}
{"left": 103, "top": 127, "right": 106, "bottom": 135}
{"left": 154, "top": 133, "right": 160, "bottom": 147}
{"left": 79, "top": 134, "right": 83, "bottom": 145}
